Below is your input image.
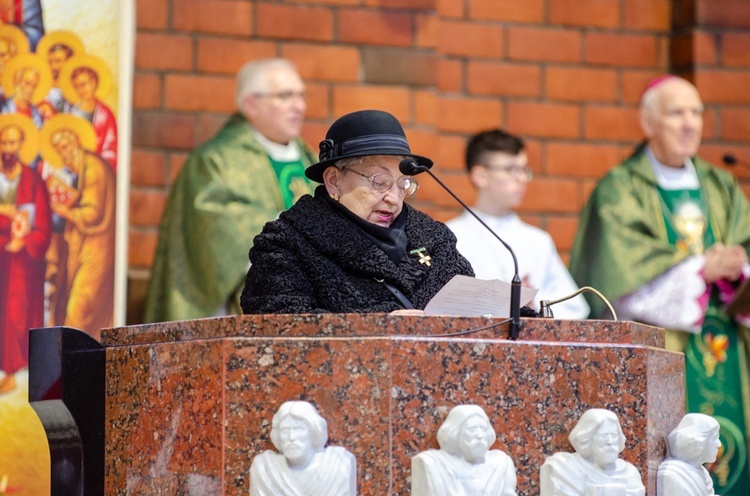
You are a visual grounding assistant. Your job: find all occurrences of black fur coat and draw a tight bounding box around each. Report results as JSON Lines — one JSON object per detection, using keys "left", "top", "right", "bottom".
{"left": 241, "top": 191, "right": 474, "bottom": 314}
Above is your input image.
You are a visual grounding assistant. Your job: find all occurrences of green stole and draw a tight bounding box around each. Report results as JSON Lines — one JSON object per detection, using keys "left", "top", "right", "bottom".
{"left": 659, "top": 187, "right": 750, "bottom": 495}
{"left": 268, "top": 156, "right": 313, "bottom": 209}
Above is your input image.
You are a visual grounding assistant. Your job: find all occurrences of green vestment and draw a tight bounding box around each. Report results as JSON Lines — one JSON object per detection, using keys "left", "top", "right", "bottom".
{"left": 143, "top": 114, "right": 316, "bottom": 322}
{"left": 570, "top": 148, "right": 750, "bottom": 494}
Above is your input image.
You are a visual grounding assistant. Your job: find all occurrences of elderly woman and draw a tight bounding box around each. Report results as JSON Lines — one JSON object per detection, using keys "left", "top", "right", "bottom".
{"left": 540, "top": 409, "right": 645, "bottom": 496}
{"left": 240, "top": 110, "right": 474, "bottom": 314}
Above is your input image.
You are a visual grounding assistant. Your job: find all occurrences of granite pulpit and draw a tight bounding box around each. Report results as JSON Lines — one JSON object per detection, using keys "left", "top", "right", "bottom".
{"left": 29, "top": 314, "right": 684, "bottom": 495}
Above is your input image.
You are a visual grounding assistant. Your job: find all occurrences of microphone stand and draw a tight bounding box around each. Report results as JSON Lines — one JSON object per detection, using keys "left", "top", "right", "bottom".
{"left": 403, "top": 160, "right": 523, "bottom": 340}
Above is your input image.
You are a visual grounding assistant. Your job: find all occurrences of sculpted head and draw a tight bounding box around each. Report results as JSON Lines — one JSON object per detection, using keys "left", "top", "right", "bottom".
{"left": 236, "top": 58, "right": 306, "bottom": 145}
{"left": 640, "top": 76, "right": 703, "bottom": 168}
{"left": 668, "top": 413, "right": 721, "bottom": 466}
{"left": 437, "top": 405, "right": 497, "bottom": 465}
{"left": 270, "top": 401, "right": 328, "bottom": 469}
{"left": 569, "top": 409, "right": 626, "bottom": 470}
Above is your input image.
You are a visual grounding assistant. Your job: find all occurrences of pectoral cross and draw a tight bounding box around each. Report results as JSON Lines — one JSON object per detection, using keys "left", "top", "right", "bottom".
{"left": 410, "top": 247, "right": 431, "bottom": 266}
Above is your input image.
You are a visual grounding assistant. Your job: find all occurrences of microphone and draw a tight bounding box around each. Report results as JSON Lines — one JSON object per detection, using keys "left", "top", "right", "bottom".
{"left": 400, "top": 158, "right": 524, "bottom": 340}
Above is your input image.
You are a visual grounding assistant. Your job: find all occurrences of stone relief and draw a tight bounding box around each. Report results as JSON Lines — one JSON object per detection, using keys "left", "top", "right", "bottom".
{"left": 411, "top": 404, "right": 517, "bottom": 496}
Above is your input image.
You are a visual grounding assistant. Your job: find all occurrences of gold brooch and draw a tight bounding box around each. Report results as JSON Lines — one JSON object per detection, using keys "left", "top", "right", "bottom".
{"left": 409, "top": 247, "right": 432, "bottom": 266}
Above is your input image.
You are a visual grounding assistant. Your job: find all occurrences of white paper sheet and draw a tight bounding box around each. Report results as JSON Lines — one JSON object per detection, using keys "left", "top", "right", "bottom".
{"left": 424, "top": 275, "right": 538, "bottom": 317}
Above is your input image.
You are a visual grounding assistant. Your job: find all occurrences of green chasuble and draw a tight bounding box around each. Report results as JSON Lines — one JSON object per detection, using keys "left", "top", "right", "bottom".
{"left": 143, "top": 114, "right": 316, "bottom": 322}
{"left": 570, "top": 147, "right": 750, "bottom": 494}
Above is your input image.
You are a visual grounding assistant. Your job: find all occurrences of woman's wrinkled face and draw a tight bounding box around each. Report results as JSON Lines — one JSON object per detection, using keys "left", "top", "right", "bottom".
{"left": 324, "top": 155, "right": 408, "bottom": 228}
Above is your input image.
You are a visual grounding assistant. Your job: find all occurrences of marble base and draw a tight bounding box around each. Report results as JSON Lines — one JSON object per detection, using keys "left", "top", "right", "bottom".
{"left": 45, "top": 315, "right": 685, "bottom": 495}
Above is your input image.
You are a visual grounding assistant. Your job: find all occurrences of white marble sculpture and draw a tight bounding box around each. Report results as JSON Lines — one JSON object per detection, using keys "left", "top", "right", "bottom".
{"left": 657, "top": 413, "right": 720, "bottom": 496}
{"left": 411, "top": 404, "right": 517, "bottom": 496}
{"left": 249, "top": 400, "right": 356, "bottom": 496}
{"left": 540, "top": 408, "right": 645, "bottom": 496}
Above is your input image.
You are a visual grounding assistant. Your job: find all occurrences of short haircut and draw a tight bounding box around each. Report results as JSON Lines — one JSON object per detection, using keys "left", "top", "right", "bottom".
{"left": 71, "top": 66, "right": 99, "bottom": 86}
{"left": 0, "top": 124, "right": 24, "bottom": 141}
{"left": 235, "top": 58, "right": 299, "bottom": 113}
{"left": 667, "top": 413, "right": 719, "bottom": 462}
{"left": 465, "top": 129, "right": 525, "bottom": 172}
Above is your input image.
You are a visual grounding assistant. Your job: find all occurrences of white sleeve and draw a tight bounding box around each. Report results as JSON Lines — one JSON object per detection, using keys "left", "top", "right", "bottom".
{"left": 615, "top": 256, "right": 707, "bottom": 333}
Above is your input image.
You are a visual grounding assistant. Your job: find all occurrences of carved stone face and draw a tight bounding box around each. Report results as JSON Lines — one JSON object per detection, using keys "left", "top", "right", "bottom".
{"left": 591, "top": 421, "right": 620, "bottom": 468}
{"left": 278, "top": 416, "right": 314, "bottom": 468}
{"left": 700, "top": 429, "right": 721, "bottom": 464}
{"left": 458, "top": 415, "right": 491, "bottom": 464}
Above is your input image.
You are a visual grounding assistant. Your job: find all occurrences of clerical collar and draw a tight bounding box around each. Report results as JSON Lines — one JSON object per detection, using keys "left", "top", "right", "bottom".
{"left": 645, "top": 146, "right": 699, "bottom": 190}
{"left": 319, "top": 187, "right": 408, "bottom": 264}
{"left": 251, "top": 127, "right": 301, "bottom": 162}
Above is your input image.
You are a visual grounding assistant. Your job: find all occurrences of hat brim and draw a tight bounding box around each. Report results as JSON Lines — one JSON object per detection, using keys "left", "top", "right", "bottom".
{"left": 305, "top": 152, "right": 433, "bottom": 183}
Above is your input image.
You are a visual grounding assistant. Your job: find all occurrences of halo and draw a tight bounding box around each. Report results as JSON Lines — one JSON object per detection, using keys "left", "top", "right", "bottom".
{"left": 39, "top": 114, "right": 97, "bottom": 168}
{"left": 0, "top": 114, "right": 39, "bottom": 164}
{"left": 58, "top": 53, "right": 111, "bottom": 104}
{"left": 35, "top": 30, "right": 85, "bottom": 61}
{"left": 0, "top": 24, "right": 30, "bottom": 57}
{"left": 1, "top": 53, "right": 53, "bottom": 104}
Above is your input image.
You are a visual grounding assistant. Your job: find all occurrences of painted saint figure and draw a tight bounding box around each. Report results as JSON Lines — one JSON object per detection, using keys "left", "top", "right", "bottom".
{"left": 540, "top": 409, "right": 645, "bottom": 496}
{"left": 36, "top": 30, "right": 83, "bottom": 118}
{"left": 0, "top": 115, "right": 50, "bottom": 390}
{"left": 250, "top": 401, "right": 357, "bottom": 496}
{"left": 0, "top": 54, "right": 52, "bottom": 129}
{"left": 411, "top": 404, "right": 517, "bottom": 496}
{"left": 40, "top": 114, "right": 115, "bottom": 340}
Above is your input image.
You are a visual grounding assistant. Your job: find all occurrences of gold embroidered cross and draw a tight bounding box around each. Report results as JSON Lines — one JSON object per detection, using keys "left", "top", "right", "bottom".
{"left": 410, "top": 247, "right": 431, "bottom": 266}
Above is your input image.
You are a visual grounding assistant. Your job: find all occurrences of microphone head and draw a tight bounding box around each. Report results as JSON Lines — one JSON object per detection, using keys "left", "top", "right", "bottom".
{"left": 399, "top": 158, "right": 425, "bottom": 176}
{"left": 723, "top": 153, "right": 738, "bottom": 165}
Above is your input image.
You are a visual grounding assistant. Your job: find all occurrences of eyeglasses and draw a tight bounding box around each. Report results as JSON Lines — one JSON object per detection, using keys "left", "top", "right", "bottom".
{"left": 251, "top": 90, "right": 306, "bottom": 103}
{"left": 482, "top": 164, "right": 533, "bottom": 180}
{"left": 344, "top": 168, "right": 419, "bottom": 197}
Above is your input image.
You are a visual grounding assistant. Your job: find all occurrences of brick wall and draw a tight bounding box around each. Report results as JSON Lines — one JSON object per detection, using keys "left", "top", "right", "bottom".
{"left": 127, "top": 0, "right": 750, "bottom": 323}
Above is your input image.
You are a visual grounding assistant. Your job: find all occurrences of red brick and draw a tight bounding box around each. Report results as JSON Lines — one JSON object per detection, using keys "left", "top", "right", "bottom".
{"left": 722, "top": 108, "right": 750, "bottom": 143}
{"left": 438, "top": 20, "right": 503, "bottom": 58}
{"left": 434, "top": 134, "right": 466, "bottom": 170}
{"left": 549, "top": 0, "right": 620, "bottom": 28}
{"left": 132, "top": 112, "right": 197, "bottom": 150}
{"left": 419, "top": 170, "right": 476, "bottom": 209}
{"left": 287, "top": 0, "right": 357, "bottom": 4}
{"left": 135, "top": 33, "right": 193, "bottom": 71}
{"left": 696, "top": 0, "right": 750, "bottom": 28}
{"left": 437, "top": 0, "right": 463, "bottom": 17}
{"left": 724, "top": 33, "right": 750, "bottom": 67}
{"left": 303, "top": 84, "right": 330, "bottom": 120}
{"left": 508, "top": 27, "right": 581, "bottom": 63}
{"left": 164, "top": 75, "right": 235, "bottom": 112}
{"left": 546, "top": 67, "right": 617, "bottom": 102}
{"left": 702, "top": 108, "right": 717, "bottom": 140}
{"left": 283, "top": 44, "right": 360, "bottom": 82}
{"left": 130, "top": 149, "right": 167, "bottom": 187}
{"left": 196, "top": 114, "right": 231, "bottom": 144}
{"left": 257, "top": 4, "right": 333, "bottom": 42}
{"left": 521, "top": 177, "right": 582, "bottom": 212}
{"left": 438, "top": 97, "right": 503, "bottom": 133}
{"left": 133, "top": 73, "right": 161, "bottom": 109}
{"left": 130, "top": 189, "right": 168, "bottom": 227}
{"left": 672, "top": 32, "right": 717, "bottom": 68}
{"left": 624, "top": 0, "right": 671, "bottom": 30}
{"left": 546, "top": 216, "right": 580, "bottom": 251}
{"left": 300, "top": 122, "right": 329, "bottom": 151}
{"left": 695, "top": 71, "right": 750, "bottom": 104}
{"left": 436, "top": 58, "right": 463, "bottom": 93}
{"left": 173, "top": 0, "right": 252, "bottom": 36}
{"left": 414, "top": 90, "right": 438, "bottom": 126}
{"left": 469, "top": 0, "right": 543, "bottom": 23}
{"left": 332, "top": 86, "right": 411, "bottom": 122}
{"left": 416, "top": 13, "right": 439, "bottom": 48}
{"left": 699, "top": 144, "right": 750, "bottom": 174}
{"left": 467, "top": 61, "right": 541, "bottom": 97}
{"left": 546, "top": 142, "right": 625, "bottom": 177}
{"left": 507, "top": 102, "right": 580, "bottom": 139}
{"left": 364, "top": 0, "right": 435, "bottom": 9}
{"left": 585, "top": 33, "right": 658, "bottom": 68}
{"left": 197, "top": 39, "right": 277, "bottom": 75}
{"left": 168, "top": 152, "right": 190, "bottom": 184}
{"left": 584, "top": 106, "right": 642, "bottom": 141}
{"left": 622, "top": 70, "right": 664, "bottom": 104}
{"left": 136, "top": 0, "right": 168, "bottom": 30}
{"left": 404, "top": 129, "right": 437, "bottom": 161}
{"left": 128, "top": 229, "right": 159, "bottom": 268}
{"left": 339, "top": 10, "right": 413, "bottom": 46}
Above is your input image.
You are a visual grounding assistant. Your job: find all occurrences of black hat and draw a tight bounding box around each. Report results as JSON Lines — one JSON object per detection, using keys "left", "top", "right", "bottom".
{"left": 305, "top": 109, "right": 433, "bottom": 183}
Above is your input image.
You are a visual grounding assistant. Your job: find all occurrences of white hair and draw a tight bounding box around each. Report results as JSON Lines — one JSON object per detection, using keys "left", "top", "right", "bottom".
{"left": 235, "top": 58, "right": 299, "bottom": 113}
